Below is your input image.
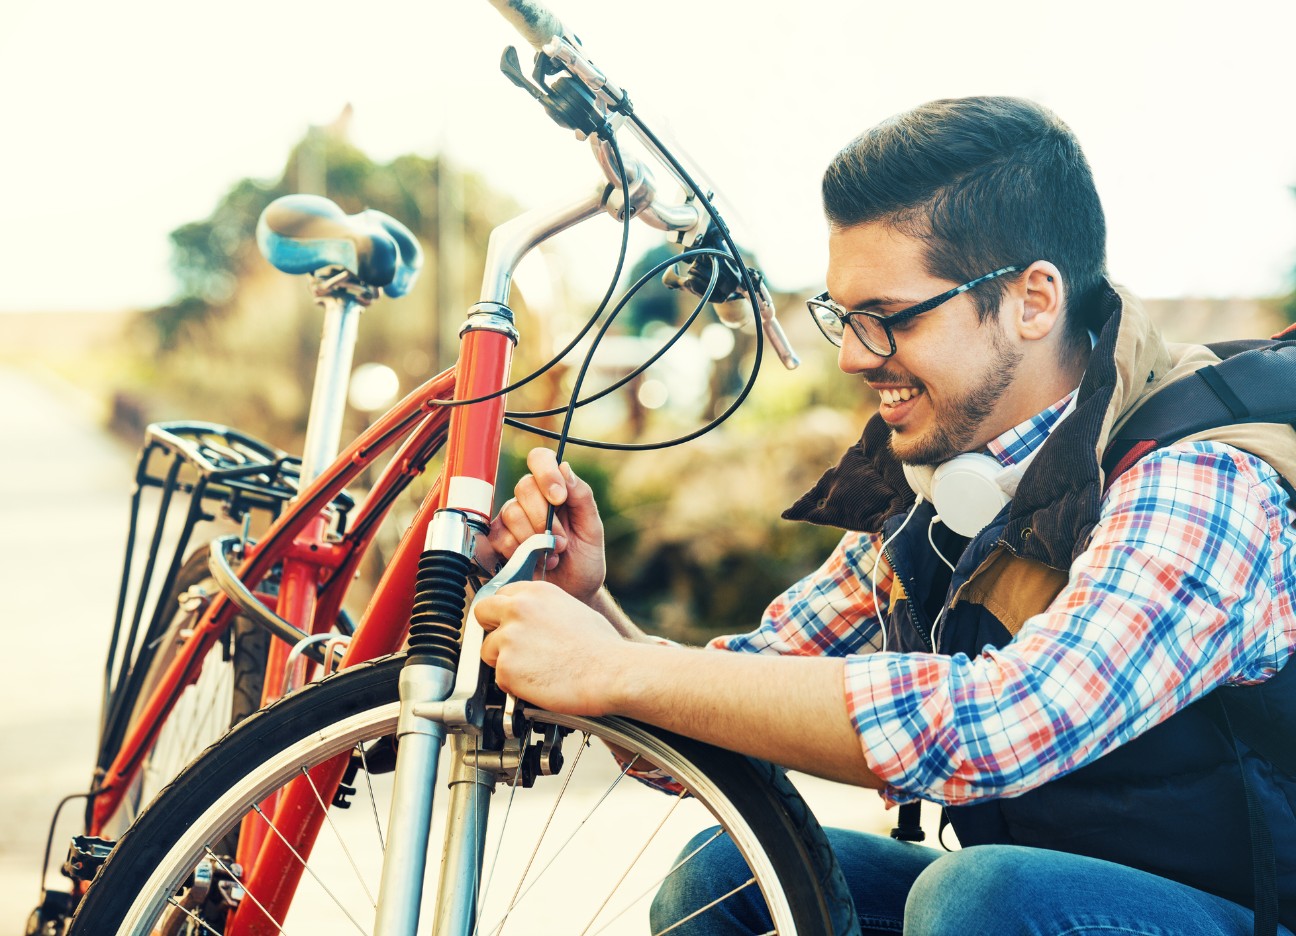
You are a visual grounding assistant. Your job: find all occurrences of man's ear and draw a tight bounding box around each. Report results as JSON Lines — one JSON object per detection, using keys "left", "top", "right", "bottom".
{"left": 1016, "top": 261, "right": 1064, "bottom": 342}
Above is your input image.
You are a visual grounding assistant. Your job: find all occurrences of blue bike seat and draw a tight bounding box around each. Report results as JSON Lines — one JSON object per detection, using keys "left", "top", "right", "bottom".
{"left": 256, "top": 194, "right": 423, "bottom": 297}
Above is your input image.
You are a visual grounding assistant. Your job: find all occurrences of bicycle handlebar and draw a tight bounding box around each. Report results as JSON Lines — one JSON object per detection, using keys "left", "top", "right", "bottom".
{"left": 485, "top": 0, "right": 801, "bottom": 370}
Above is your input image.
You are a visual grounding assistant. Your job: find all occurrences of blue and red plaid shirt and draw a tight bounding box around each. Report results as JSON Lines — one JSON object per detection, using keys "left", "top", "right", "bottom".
{"left": 713, "top": 394, "right": 1296, "bottom": 807}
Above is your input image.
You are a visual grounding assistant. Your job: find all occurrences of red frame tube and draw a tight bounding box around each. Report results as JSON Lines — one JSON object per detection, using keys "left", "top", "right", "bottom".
{"left": 91, "top": 370, "right": 455, "bottom": 834}
{"left": 438, "top": 328, "right": 514, "bottom": 520}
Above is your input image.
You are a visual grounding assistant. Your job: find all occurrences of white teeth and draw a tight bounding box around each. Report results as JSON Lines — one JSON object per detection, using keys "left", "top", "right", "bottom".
{"left": 879, "top": 387, "right": 922, "bottom": 405}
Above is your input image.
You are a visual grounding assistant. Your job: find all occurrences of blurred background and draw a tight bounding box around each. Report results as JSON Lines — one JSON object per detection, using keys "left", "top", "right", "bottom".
{"left": 1, "top": 0, "right": 1292, "bottom": 927}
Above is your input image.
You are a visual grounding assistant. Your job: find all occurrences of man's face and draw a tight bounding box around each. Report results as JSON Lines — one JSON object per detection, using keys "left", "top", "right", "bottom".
{"left": 825, "top": 221, "right": 1024, "bottom": 465}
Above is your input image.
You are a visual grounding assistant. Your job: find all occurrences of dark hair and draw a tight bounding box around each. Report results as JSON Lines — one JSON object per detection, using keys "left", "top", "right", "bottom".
{"left": 822, "top": 96, "right": 1108, "bottom": 353}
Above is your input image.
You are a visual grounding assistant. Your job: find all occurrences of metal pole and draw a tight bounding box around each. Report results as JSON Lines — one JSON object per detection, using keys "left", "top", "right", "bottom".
{"left": 299, "top": 294, "right": 362, "bottom": 485}
{"left": 429, "top": 733, "right": 495, "bottom": 936}
{"left": 372, "top": 663, "right": 457, "bottom": 936}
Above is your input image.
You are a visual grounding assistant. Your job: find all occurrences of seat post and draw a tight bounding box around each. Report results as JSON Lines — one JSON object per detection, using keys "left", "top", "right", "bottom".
{"left": 299, "top": 290, "right": 364, "bottom": 486}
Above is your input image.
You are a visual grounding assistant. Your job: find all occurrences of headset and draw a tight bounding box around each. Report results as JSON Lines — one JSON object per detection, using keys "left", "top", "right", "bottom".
{"left": 901, "top": 452, "right": 1010, "bottom": 539}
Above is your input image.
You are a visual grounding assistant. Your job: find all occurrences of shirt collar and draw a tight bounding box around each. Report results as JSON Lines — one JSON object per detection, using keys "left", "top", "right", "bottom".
{"left": 986, "top": 391, "right": 1077, "bottom": 468}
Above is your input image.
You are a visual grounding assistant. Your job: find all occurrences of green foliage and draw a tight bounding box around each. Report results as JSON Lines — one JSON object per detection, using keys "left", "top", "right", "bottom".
{"left": 113, "top": 118, "right": 872, "bottom": 641}
{"left": 124, "top": 117, "right": 515, "bottom": 450}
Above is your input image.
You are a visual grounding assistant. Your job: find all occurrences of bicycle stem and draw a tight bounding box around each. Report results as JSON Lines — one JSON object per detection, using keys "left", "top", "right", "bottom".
{"left": 479, "top": 187, "right": 606, "bottom": 304}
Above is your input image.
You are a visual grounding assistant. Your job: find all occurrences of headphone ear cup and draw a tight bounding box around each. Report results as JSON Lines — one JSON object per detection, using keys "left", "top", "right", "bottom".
{"left": 930, "top": 453, "right": 1010, "bottom": 537}
{"left": 902, "top": 463, "right": 935, "bottom": 503}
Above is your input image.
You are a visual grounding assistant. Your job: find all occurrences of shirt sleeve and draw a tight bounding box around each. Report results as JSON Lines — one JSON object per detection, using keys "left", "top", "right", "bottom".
{"left": 707, "top": 530, "right": 891, "bottom": 657}
{"left": 845, "top": 442, "right": 1293, "bottom": 807}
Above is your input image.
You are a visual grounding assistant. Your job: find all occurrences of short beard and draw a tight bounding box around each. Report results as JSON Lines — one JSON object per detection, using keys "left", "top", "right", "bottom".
{"left": 890, "top": 325, "right": 1023, "bottom": 465}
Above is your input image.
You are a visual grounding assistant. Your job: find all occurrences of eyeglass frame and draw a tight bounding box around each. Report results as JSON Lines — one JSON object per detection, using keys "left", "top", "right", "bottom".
{"left": 806, "top": 264, "right": 1025, "bottom": 357}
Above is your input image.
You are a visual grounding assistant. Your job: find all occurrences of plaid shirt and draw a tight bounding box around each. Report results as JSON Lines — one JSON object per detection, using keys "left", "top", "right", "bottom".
{"left": 713, "top": 395, "right": 1296, "bottom": 806}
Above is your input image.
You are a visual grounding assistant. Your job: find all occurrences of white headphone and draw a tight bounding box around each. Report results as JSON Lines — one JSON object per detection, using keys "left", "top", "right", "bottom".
{"left": 901, "top": 453, "right": 1010, "bottom": 538}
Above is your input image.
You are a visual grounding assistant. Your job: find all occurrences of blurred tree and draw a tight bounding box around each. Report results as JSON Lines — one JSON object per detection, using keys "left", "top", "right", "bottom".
{"left": 124, "top": 106, "right": 517, "bottom": 448}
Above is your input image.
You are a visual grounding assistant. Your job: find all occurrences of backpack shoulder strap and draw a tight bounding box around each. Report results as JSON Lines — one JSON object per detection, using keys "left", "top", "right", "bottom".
{"left": 1102, "top": 339, "right": 1296, "bottom": 489}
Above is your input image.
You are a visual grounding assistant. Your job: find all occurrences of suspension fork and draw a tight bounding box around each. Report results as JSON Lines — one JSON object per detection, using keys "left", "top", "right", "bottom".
{"left": 370, "top": 304, "right": 523, "bottom": 936}
{"left": 374, "top": 531, "right": 554, "bottom": 936}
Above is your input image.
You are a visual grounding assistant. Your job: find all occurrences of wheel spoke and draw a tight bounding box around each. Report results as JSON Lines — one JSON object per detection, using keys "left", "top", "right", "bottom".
{"left": 244, "top": 798, "right": 368, "bottom": 928}
{"left": 204, "top": 846, "right": 290, "bottom": 934}
{"left": 483, "top": 740, "right": 635, "bottom": 928}
{"left": 163, "top": 896, "right": 226, "bottom": 935}
{"left": 472, "top": 735, "right": 525, "bottom": 936}
{"left": 356, "top": 743, "right": 386, "bottom": 853}
{"left": 298, "top": 766, "right": 379, "bottom": 909}
{"left": 578, "top": 791, "right": 687, "bottom": 934}
{"left": 650, "top": 876, "right": 760, "bottom": 936}
{"left": 587, "top": 828, "right": 725, "bottom": 936}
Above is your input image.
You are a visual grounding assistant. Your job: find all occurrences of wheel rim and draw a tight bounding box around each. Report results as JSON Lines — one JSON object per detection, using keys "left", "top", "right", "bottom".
{"left": 115, "top": 701, "right": 799, "bottom": 935}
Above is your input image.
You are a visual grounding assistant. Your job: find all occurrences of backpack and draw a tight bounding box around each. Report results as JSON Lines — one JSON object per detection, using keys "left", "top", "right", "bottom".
{"left": 1102, "top": 323, "right": 1296, "bottom": 496}
{"left": 1100, "top": 324, "right": 1296, "bottom": 936}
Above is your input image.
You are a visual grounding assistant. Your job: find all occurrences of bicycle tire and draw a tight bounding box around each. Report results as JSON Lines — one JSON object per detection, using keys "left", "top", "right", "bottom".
{"left": 98, "top": 548, "right": 269, "bottom": 840}
{"left": 71, "top": 654, "right": 860, "bottom": 935}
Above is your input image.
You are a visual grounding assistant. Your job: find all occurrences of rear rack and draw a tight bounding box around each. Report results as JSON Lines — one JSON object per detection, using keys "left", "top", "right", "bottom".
{"left": 95, "top": 421, "right": 354, "bottom": 770}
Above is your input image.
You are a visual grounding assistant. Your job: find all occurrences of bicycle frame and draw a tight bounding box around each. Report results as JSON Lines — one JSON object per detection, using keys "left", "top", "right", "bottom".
{"left": 89, "top": 363, "right": 457, "bottom": 835}
{"left": 81, "top": 5, "right": 804, "bottom": 926}
{"left": 229, "top": 188, "right": 609, "bottom": 936}
{"left": 81, "top": 181, "right": 612, "bottom": 936}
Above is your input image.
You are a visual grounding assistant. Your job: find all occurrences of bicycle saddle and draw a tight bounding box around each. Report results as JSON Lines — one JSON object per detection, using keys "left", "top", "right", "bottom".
{"left": 256, "top": 194, "right": 423, "bottom": 297}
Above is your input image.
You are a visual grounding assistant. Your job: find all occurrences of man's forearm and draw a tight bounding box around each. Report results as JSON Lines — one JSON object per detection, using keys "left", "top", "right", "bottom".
{"left": 601, "top": 641, "right": 884, "bottom": 788}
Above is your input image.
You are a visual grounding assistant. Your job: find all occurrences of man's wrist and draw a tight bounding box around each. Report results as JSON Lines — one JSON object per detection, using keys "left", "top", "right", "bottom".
{"left": 596, "top": 637, "right": 655, "bottom": 716}
{"left": 588, "top": 586, "right": 649, "bottom": 641}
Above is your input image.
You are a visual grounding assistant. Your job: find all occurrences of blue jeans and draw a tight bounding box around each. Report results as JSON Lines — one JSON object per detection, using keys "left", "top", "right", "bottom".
{"left": 650, "top": 826, "right": 1294, "bottom": 935}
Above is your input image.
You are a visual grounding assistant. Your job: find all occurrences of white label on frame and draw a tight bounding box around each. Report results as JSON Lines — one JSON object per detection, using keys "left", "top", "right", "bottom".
{"left": 447, "top": 476, "right": 495, "bottom": 517}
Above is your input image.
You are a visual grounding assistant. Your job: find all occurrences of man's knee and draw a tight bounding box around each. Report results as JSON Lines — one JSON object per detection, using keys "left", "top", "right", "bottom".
{"left": 904, "top": 845, "right": 1026, "bottom": 936}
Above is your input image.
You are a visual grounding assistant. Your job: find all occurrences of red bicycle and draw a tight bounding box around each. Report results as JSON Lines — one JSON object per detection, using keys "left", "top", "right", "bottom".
{"left": 45, "top": 2, "right": 860, "bottom": 934}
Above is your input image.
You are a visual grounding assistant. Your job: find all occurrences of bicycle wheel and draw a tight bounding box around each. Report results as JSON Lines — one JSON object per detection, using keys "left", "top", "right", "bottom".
{"left": 70, "top": 654, "right": 860, "bottom": 935}
{"left": 100, "top": 548, "right": 269, "bottom": 839}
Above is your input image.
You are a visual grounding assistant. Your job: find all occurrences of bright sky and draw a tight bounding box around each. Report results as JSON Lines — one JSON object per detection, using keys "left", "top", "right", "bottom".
{"left": 3, "top": 0, "right": 1295, "bottom": 312}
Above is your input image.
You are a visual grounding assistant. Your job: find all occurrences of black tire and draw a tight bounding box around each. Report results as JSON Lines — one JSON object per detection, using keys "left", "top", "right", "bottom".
{"left": 98, "top": 548, "right": 269, "bottom": 840}
{"left": 71, "top": 654, "right": 861, "bottom": 935}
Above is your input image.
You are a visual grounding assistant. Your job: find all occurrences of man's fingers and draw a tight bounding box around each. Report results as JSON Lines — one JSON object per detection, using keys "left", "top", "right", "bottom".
{"left": 498, "top": 495, "right": 567, "bottom": 553}
{"left": 474, "top": 592, "right": 509, "bottom": 632}
{"left": 558, "top": 461, "right": 600, "bottom": 531}
{"left": 526, "top": 448, "right": 567, "bottom": 505}
{"left": 480, "top": 629, "right": 500, "bottom": 666}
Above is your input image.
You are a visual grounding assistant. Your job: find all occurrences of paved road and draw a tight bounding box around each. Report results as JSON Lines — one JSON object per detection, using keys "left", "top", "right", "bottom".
{"left": 0, "top": 365, "right": 135, "bottom": 929}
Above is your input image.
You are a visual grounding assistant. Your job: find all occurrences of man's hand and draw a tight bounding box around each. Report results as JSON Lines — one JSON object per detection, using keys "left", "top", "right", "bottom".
{"left": 477, "top": 580, "right": 625, "bottom": 716}
{"left": 481, "top": 448, "right": 606, "bottom": 604}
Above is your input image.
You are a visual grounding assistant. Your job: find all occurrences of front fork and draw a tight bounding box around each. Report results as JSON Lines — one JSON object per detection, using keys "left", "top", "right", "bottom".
{"left": 372, "top": 529, "right": 556, "bottom": 936}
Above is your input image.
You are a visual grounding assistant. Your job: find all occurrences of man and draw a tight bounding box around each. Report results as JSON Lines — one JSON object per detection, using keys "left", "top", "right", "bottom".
{"left": 475, "top": 96, "right": 1296, "bottom": 935}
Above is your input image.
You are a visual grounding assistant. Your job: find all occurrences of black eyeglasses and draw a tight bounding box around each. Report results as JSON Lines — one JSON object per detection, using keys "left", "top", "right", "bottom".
{"left": 806, "top": 265, "right": 1023, "bottom": 357}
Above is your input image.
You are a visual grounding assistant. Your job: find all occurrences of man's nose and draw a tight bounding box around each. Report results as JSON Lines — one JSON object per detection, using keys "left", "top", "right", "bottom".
{"left": 838, "top": 325, "right": 890, "bottom": 374}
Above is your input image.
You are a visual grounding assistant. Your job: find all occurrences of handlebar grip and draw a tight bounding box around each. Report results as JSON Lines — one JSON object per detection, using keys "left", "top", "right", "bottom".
{"left": 486, "top": 0, "right": 567, "bottom": 51}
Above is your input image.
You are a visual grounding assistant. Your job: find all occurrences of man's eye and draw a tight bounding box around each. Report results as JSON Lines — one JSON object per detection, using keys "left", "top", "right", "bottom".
{"left": 886, "top": 315, "right": 916, "bottom": 331}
